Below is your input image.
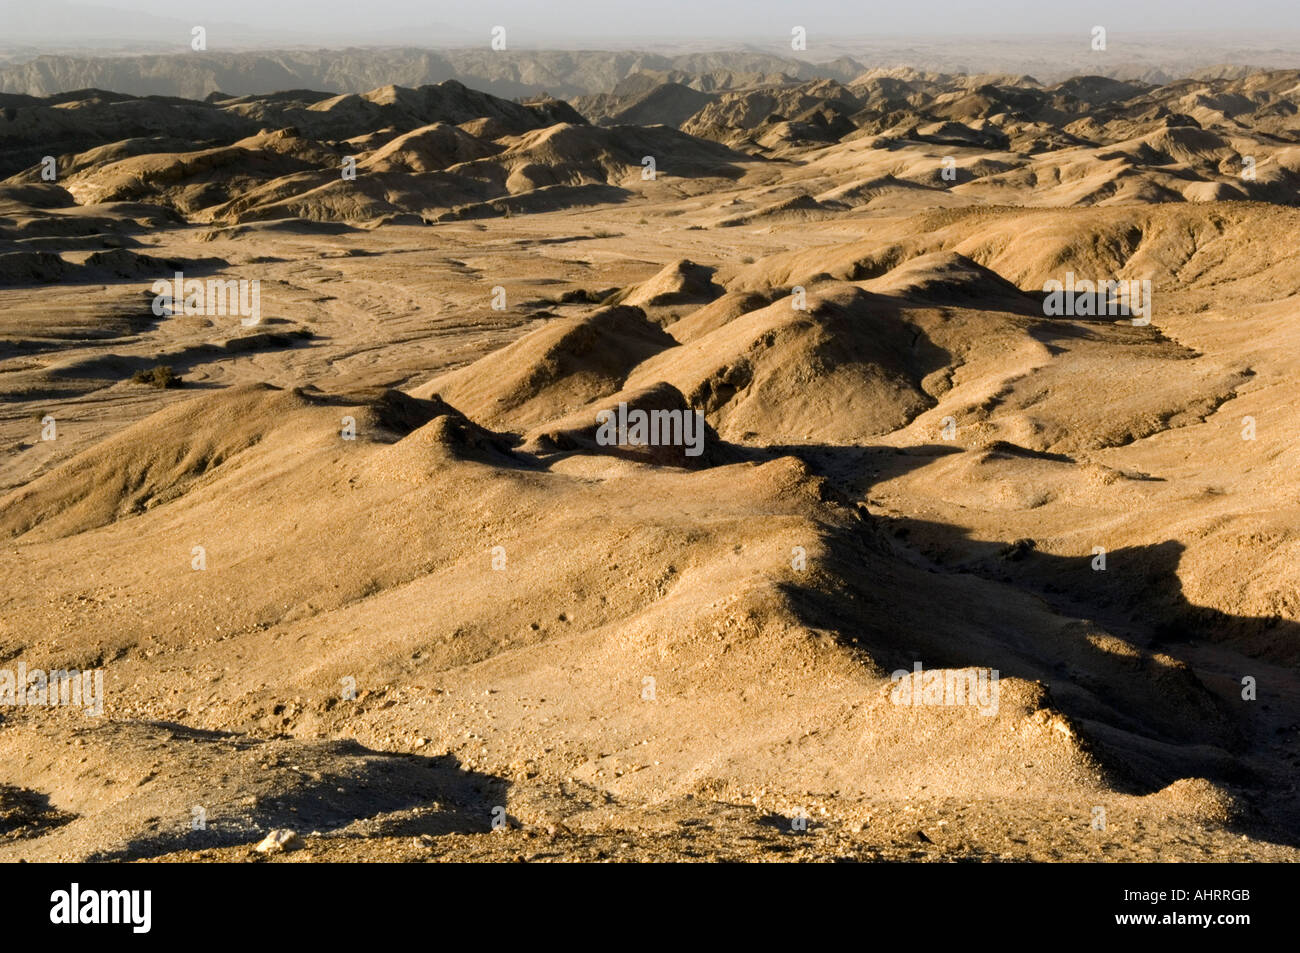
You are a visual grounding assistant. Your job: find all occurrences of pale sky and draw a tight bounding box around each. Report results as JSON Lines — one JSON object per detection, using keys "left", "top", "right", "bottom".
{"left": 6, "top": 0, "right": 1300, "bottom": 47}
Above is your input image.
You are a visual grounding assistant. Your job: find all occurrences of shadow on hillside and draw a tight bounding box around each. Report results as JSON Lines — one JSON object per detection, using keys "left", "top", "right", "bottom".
{"left": 761, "top": 439, "right": 1300, "bottom": 843}
{"left": 91, "top": 730, "right": 509, "bottom": 861}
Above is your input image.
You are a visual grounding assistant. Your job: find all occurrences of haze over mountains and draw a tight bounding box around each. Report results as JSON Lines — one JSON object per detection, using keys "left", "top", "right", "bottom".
{"left": 5, "top": 37, "right": 1300, "bottom": 99}
{"left": 1, "top": 32, "right": 1299, "bottom": 863}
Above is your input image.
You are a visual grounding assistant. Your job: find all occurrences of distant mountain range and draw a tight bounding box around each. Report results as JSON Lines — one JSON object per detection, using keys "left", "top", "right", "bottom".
{"left": 2, "top": 42, "right": 1299, "bottom": 102}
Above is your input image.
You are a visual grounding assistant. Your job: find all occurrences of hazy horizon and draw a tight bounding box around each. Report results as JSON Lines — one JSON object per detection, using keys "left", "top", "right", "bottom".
{"left": 5, "top": 0, "right": 1300, "bottom": 52}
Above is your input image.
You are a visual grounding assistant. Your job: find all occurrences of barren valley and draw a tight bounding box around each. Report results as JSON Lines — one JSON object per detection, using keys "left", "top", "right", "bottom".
{"left": 1, "top": 59, "right": 1299, "bottom": 862}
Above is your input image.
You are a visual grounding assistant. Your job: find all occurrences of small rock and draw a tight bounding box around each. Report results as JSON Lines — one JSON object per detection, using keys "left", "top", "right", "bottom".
{"left": 255, "top": 829, "right": 302, "bottom": 854}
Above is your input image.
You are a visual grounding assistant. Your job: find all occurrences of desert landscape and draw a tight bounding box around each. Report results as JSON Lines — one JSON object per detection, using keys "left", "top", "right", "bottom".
{"left": 1, "top": 19, "right": 1299, "bottom": 865}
